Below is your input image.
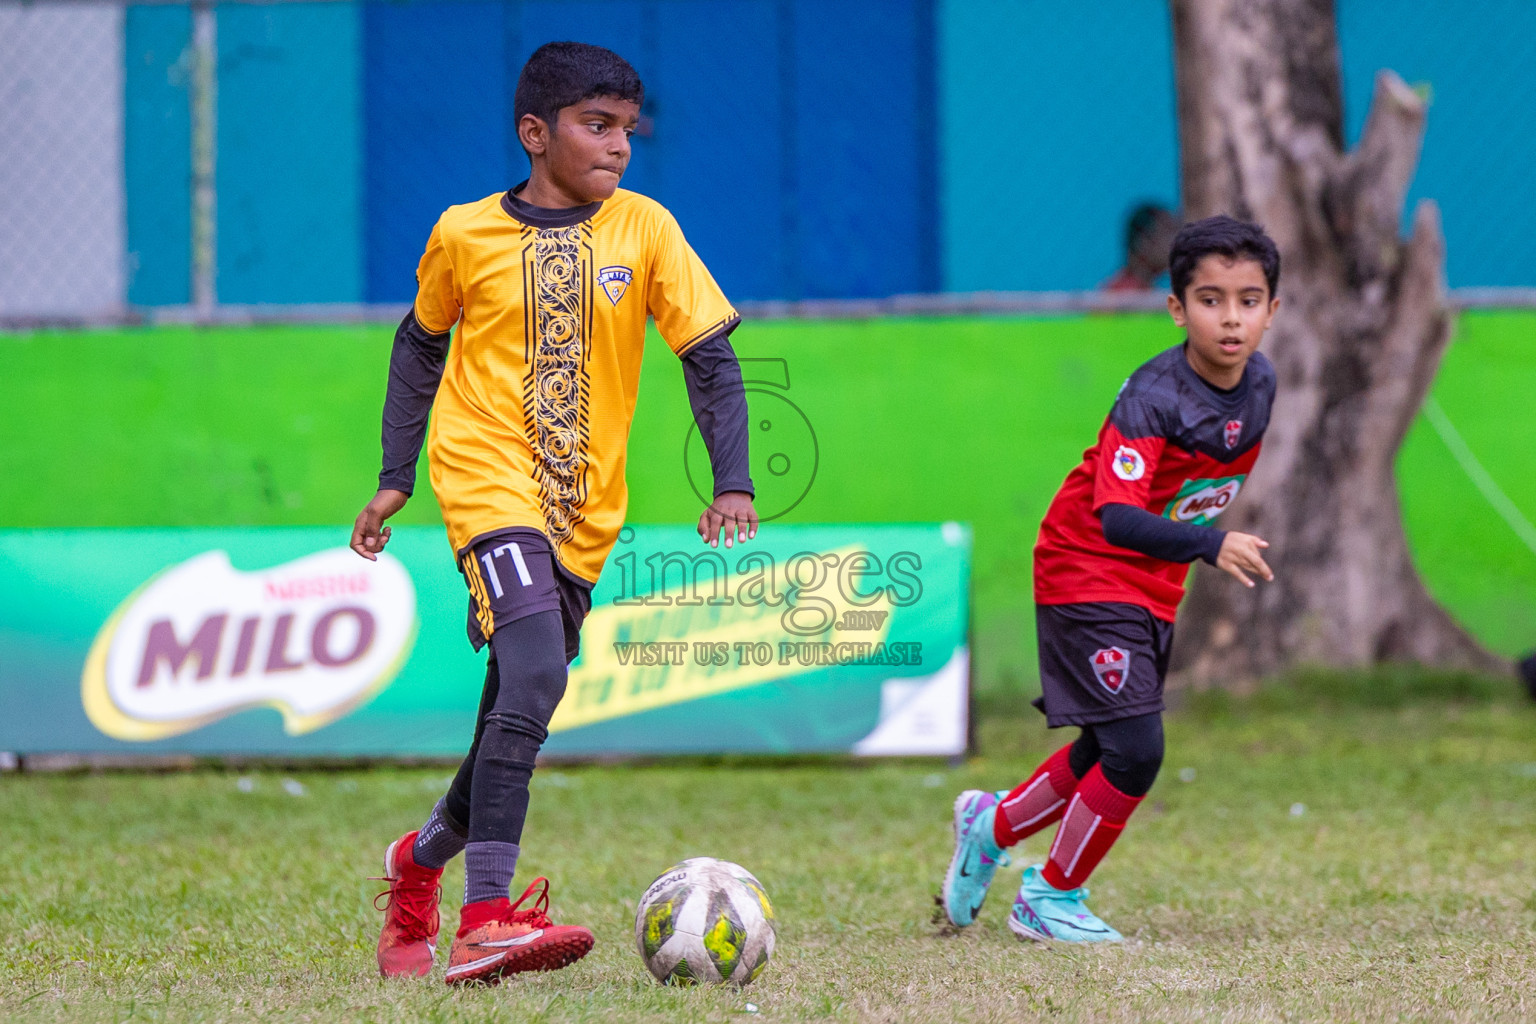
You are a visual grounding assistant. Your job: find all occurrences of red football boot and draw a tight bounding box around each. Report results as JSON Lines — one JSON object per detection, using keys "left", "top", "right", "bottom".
{"left": 444, "top": 877, "right": 595, "bottom": 986}
{"left": 373, "top": 830, "right": 443, "bottom": 978}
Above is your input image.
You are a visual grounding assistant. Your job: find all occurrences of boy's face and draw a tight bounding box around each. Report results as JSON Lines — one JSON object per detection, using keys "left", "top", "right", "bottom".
{"left": 1167, "top": 254, "right": 1278, "bottom": 384}
{"left": 520, "top": 95, "right": 640, "bottom": 204}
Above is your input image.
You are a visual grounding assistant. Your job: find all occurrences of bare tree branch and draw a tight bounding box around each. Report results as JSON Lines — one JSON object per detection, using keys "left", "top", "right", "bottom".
{"left": 1367, "top": 200, "right": 1450, "bottom": 461}
{"left": 1336, "top": 71, "right": 1429, "bottom": 276}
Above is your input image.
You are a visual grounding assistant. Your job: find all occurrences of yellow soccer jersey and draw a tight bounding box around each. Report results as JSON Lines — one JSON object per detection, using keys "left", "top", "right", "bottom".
{"left": 414, "top": 187, "right": 738, "bottom": 584}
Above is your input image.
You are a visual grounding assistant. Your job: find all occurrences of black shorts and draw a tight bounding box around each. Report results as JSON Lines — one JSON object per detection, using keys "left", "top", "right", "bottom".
{"left": 1032, "top": 601, "right": 1174, "bottom": 727}
{"left": 458, "top": 528, "right": 593, "bottom": 663}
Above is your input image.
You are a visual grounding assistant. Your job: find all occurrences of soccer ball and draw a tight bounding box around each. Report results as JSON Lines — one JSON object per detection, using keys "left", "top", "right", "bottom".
{"left": 634, "top": 857, "right": 776, "bottom": 986}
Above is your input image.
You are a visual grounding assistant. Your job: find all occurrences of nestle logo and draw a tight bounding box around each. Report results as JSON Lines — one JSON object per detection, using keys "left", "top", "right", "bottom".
{"left": 263, "top": 573, "right": 371, "bottom": 602}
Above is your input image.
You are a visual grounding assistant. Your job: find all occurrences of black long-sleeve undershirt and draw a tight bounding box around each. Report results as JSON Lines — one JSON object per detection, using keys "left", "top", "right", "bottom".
{"left": 680, "top": 329, "right": 754, "bottom": 497}
{"left": 378, "top": 310, "right": 450, "bottom": 495}
{"left": 1099, "top": 502, "right": 1225, "bottom": 565}
{"left": 375, "top": 310, "right": 753, "bottom": 499}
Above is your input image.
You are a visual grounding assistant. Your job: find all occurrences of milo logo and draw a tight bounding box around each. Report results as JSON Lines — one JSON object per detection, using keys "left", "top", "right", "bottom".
{"left": 81, "top": 548, "right": 417, "bottom": 741}
{"left": 1162, "top": 475, "right": 1245, "bottom": 525}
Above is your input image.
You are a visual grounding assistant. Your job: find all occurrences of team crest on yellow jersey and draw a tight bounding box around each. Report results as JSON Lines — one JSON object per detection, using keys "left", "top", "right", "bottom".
{"left": 598, "top": 265, "right": 633, "bottom": 305}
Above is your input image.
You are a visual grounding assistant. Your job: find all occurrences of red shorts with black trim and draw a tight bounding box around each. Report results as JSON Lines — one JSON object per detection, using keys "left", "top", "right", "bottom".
{"left": 1031, "top": 601, "right": 1173, "bottom": 727}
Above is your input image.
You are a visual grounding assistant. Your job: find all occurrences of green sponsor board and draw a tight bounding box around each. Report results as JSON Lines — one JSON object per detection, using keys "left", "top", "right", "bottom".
{"left": 0, "top": 525, "right": 970, "bottom": 758}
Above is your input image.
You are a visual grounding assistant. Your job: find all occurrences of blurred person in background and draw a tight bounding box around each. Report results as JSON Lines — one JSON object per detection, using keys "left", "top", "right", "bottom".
{"left": 1103, "top": 202, "right": 1180, "bottom": 292}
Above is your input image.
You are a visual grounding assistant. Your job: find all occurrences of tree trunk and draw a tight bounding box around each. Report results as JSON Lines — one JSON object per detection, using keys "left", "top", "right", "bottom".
{"left": 1168, "top": 0, "right": 1506, "bottom": 687}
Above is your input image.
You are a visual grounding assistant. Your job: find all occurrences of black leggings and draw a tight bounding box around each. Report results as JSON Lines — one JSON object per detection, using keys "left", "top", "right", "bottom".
{"left": 1066, "top": 711, "right": 1164, "bottom": 797}
{"left": 441, "top": 610, "right": 569, "bottom": 844}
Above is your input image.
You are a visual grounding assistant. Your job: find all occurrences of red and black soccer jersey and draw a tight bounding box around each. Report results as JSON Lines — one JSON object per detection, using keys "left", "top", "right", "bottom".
{"left": 1033, "top": 344, "right": 1276, "bottom": 622}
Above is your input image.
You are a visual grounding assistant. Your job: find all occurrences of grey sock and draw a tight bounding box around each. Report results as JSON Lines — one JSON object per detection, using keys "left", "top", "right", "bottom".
{"left": 411, "top": 799, "right": 468, "bottom": 870}
{"left": 463, "top": 841, "right": 520, "bottom": 905}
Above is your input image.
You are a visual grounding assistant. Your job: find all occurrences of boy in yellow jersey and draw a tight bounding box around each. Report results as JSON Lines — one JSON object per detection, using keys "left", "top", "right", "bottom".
{"left": 350, "top": 42, "right": 757, "bottom": 986}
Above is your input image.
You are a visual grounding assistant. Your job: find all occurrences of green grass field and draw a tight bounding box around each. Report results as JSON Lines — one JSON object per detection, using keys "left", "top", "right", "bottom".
{"left": 3, "top": 311, "right": 1534, "bottom": 694}
{"left": 2, "top": 675, "right": 1532, "bottom": 1022}
{"left": 4, "top": 319, "right": 1534, "bottom": 1018}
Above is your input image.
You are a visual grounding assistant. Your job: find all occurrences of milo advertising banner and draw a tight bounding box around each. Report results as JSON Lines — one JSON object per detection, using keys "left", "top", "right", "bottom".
{"left": 0, "top": 525, "right": 970, "bottom": 759}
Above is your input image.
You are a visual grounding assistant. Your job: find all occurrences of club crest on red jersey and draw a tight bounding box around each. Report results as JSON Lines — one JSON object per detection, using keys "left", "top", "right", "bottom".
{"left": 597, "top": 265, "right": 633, "bottom": 306}
{"left": 1090, "top": 646, "right": 1130, "bottom": 693}
{"left": 1224, "top": 419, "right": 1242, "bottom": 449}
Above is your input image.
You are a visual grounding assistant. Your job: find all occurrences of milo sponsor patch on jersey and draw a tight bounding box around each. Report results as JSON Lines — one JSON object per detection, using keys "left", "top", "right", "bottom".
{"left": 1162, "top": 475, "right": 1245, "bottom": 525}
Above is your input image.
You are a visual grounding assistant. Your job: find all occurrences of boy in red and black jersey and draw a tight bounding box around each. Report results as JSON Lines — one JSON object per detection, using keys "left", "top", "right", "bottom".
{"left": 941, "top": 216, "right": 1281, "bottom": 943}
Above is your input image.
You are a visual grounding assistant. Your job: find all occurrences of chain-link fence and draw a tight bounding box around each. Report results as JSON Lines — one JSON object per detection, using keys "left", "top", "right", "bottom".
{"left": 0, "top": 1, "right": 127, "bottom": 321}
{"left": 2, "top": 0, "right": 1534, "bottom": 327}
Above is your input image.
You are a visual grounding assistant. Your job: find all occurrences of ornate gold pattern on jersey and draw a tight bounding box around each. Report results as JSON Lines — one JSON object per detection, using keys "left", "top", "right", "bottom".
{"left": 523, "top": 224, "right": 592, "bottom": 552}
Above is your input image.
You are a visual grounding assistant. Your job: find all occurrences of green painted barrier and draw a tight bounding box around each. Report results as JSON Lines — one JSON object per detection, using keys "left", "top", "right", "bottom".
{"left": 0, "top": 525, "right": 970, "bottom": 758}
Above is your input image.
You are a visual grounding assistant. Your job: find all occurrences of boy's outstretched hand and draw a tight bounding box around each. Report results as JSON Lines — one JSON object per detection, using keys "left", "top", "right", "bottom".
{"left": 699, "top": 491, "right": 758, "bottom": 549}
{"left": 1216, "top": 531, "right": 1273, "bottom": 588}
{"left": 351, "top": 488, "right": 409, "bottom": 561}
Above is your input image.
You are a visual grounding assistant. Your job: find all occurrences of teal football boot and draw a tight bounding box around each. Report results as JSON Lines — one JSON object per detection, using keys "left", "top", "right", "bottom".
{"left": 940, "top": 790, "right": 1010, "bottom": 927}
{"left": 1008, "top": 865, "right": 1123, "bottom": 943}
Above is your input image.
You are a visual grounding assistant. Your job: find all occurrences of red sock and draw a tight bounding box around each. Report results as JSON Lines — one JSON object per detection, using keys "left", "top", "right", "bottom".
{"left": 993, "top": 744, "right": 1080, "bottom": 848}
{"left": 456, "top": 897, "right": 511, "bottom": 935}
{"left": 1042, "top": 764, "right": 1141, "bottom": 890}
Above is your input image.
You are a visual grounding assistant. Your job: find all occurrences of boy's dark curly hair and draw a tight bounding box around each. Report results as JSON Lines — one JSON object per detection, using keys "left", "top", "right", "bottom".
{"left": 514, "top": 41, "right": 644, "bottom": 131}
{"left": 1168, "top": 215, "right": 1280, "bottom": 301}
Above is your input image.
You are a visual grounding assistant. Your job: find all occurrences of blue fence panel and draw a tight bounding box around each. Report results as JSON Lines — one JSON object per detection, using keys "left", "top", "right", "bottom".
{"left": 362, "top": 2, "right": 511, "bottom": 304}
{"left": 939, "top": 0, "right": 1180, "bottom": 293}
{"left": 125, "top": 3, "right": 193, "bottom": 307}
{"left": 216, "top": 1, "right": 363, "bottom": 304}
{"left": 1339, "top": 0, "right": 1536, "bottom": 288}
{"left": 650, "top": 0, "right": 783, "bottom": 301}
{"left": 358, "top": 0, "right": 937, "bottom": 305}
{"left": 788, "top": 0, "right": 938, "bottom": 299}
{"left": 105, "top": 0, "right": 1536, "bottom": 309}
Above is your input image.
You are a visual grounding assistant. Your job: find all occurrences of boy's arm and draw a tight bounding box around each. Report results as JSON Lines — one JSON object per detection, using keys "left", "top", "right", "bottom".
{"left": 681, "top": 331, "right": 754, "bottom": 497}
{"left": 351, "top": 312, "right": 450, "bottom": 560}
{"left": 682, "top": 330, "right": 756, "bottom": 548}
{"left": 352, "top": 219, "right": 460, "bottom": 561}
{"left": 1099, "top": 503, "right": 1272, "bottom": 587}
{"left": 378, "top": 310, "right": 452, "bottom": 495}
{"left": 646, "top": 208, "right": 757, "bottom": 546}
{"left": 1099, "top": 503, "right": 1223, "bottom": 564}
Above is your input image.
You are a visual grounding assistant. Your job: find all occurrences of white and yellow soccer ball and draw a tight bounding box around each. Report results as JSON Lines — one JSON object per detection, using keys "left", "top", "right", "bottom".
{"left": 634, "top": 857, "right": 776, "bottom": 986}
